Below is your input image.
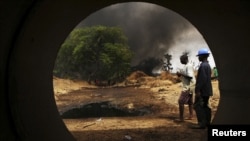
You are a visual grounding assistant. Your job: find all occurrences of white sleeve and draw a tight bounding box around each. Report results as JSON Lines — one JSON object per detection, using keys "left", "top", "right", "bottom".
{"left": 186, "top": 65, "right": 194, "bottom": 78}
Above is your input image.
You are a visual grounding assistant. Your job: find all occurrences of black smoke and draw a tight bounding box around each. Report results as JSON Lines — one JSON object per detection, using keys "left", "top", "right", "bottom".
{"left": 76, "top": 2, "right": 196, "bottom": 72}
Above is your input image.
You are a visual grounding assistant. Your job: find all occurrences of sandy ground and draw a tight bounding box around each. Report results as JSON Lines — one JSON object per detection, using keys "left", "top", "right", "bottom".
{"left": 53, "top": 72, "right": 220, "bottom": 141}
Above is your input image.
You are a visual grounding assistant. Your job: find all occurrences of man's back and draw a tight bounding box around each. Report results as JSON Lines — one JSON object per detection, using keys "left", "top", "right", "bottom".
{"left": 196, "top": 61, "right": 213, "bottom": 96}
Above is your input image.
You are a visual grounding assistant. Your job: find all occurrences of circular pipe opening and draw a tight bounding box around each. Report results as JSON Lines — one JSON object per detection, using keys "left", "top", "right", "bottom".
{"left": 8, "top": 0, "right": 250, "bottom": 140}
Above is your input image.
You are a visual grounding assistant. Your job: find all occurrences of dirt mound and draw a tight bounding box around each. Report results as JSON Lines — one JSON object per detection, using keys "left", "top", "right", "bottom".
{"left": 126, "top": 70, "right": 148, "bottom": 80}
{"left": 53, "top": 76, "right": 96, "bottom": 96}
{"left": 124, "top": 71, "right": 180, "bottom": 86}
{"left": 159, "top": 71, "right": 181, "bottom": 83}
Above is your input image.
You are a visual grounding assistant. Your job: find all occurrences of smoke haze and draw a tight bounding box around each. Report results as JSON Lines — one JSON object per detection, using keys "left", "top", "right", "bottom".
{"left": 76, "top": 2, "right": 215, "bottom": 72}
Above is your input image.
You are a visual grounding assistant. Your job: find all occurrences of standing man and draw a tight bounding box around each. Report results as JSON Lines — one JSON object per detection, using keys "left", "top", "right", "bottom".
{"left": 193, "top": 48, "right": 213, "bottom": 129}
{"left": 176, "top": 53, "right": 196, "bottom": 122}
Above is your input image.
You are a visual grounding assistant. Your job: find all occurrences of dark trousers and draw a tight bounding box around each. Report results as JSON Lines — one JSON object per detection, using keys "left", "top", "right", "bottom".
{"left": 193, "top": 96, "right": 211, "bottom": 127}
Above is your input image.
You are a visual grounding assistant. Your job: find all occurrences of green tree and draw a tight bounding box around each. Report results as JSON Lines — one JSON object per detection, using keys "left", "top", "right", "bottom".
{"left": 54, "top": 25, "right": 133, "bottom": 83}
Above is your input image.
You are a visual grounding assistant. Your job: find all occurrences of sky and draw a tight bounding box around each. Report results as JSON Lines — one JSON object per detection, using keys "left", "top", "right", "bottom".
{"left": 76, "top": 2, "right": 216, "bottom": 73}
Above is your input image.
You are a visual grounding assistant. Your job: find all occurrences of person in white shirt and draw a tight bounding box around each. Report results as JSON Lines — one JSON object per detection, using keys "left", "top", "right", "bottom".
{"left": 176, "top": 54, "right": 196, "bottom": 122}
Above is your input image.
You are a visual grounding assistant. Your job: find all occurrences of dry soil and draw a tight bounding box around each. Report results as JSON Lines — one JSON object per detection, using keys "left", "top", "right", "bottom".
{"left": 53, "top": 71, "right": 220, "bottom": 141}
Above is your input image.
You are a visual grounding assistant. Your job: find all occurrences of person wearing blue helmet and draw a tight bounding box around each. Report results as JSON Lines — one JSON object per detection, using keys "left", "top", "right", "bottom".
{"left": 192, "top": 48, "right": 213, "bottom": 129}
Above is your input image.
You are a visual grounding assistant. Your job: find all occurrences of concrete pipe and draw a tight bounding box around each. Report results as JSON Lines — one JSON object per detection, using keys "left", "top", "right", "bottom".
{"left": 0, "top": 0, "right": 249, "bottom": 140}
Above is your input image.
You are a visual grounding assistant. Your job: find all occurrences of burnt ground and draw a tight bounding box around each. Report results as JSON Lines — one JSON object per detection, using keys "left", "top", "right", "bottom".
{"left": 53, "top": 72, "right": 220, "bottom": 141}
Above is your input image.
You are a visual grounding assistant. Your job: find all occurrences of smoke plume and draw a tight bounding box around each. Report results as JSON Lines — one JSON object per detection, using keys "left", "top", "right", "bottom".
{"left": 76, "top": 2, "right": 215, "bottom": 72}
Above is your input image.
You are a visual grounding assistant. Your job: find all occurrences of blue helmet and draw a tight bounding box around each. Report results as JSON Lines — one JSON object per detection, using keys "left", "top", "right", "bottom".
{"left": 197, "top": 48, "right": 210, "bottom": 56}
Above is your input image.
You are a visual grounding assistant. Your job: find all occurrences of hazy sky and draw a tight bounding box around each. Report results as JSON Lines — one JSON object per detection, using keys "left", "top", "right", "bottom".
{"left": 76, "top": 2, "right": 216, "bottom": 73}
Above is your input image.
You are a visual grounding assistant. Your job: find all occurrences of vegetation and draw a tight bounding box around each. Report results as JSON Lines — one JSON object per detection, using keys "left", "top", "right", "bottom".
{"left": 162, "top": 53, "right": 173, "bottom": 72}
{"left": 53, "top": 25, "right": 134, "bottom": 84}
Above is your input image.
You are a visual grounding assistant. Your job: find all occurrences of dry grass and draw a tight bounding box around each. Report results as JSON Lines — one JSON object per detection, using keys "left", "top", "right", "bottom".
{"left": 159, "top": 71, "right": 181, "bottom": 83}
{"left": 126, "top": 70, "right": 148, "bottom": 80}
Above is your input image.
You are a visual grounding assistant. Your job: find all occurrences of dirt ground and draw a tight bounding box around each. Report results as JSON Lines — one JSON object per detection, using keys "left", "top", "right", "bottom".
{"left": 53, "top": 71, "right": 220, "bottom": 141}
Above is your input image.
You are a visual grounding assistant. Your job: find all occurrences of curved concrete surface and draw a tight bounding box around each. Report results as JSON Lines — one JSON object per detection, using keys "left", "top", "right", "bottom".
{"left": 1, "top": 0, "right": 250, "bottom": 140}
